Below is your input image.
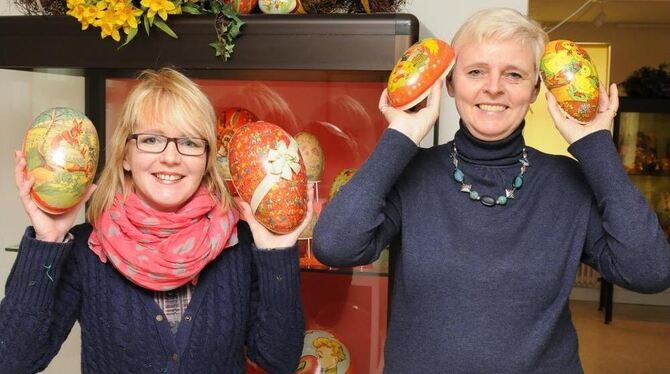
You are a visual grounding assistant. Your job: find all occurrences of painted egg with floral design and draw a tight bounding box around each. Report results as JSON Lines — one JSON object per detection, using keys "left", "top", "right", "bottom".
{"left": 216, "top": 107, "right": 258, "bottom": 179}
{"left": 228, "top": 121, "right": 307, "bottom": 233}
{"left": 328, "top": 168, "right": 356, "bottom": 200}
{"left": 540, "top": 40, "right": 600, "bottom": 123}
{"left": 259, "top": 0, "right": 296, "bottom": 14}
{"left": 22, "top": 107, "right": 99, "bottom": 214}
{"left": 223, "top": 0, "right": 258, "bottom": 13}
{"left": 387, "top": 38, "right": 455, "bottom": 110}
{"left": 295, "top": 131, "right": 325, "bottom": 182}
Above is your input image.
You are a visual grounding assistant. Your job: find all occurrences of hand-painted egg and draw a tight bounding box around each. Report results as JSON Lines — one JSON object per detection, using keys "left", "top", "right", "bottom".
{"left": 259, "top": 0, "right": 296, "bottom": 14}
{"left": 22, "top": 107, "right": 99, "bottom": 214}
{"left": 216, "top": 107, "right": 258, "bottom": 179}
{"left": 228, "top": 121, "right": 307, "bottom": 234}
{"left": 540, "top": 40, "right": 600, "bottom": 123}
{"left": 297, "top": 330, "right": 351, "bottom": 374}
{"left": 387, "top": 38, "right": 455, "bottom": 110}
{"left": 328, "top": 168, "right": 356, "bottom": 200}
{"left": 295, "top": 131, "right": 325, "bottom": 182}
{"left": 223, "top": 0, "right": 258, "bottom": 13}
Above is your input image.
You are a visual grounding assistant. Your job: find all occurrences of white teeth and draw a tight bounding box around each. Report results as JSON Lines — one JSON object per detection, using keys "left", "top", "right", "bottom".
{"left": 155, "top": 174, "right": 182, "bottom": 181}
{"left": 479, "top": 104, "right": 506, "bottom": 112}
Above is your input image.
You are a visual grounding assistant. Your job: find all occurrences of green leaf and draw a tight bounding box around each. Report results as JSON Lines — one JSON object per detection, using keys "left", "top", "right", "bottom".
{"left": 119, "top": 27, "right": 138, "bottom": 49}
{"left": 153, "top": 17, "right": 178, "bottom": 39}
{"left": 143, "top": 16, "right": 151, "bottom": 36}
{"left": 181, "top": 4, "right": 202, "bottom": 14}
{"left": 209, "top": 41, "right": 223, "bottom": 57}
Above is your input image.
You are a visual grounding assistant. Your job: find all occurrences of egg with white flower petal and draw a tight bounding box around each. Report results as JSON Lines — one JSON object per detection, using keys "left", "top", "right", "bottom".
{"left": 228, "top": 121, "right": 307, "bottom": 233}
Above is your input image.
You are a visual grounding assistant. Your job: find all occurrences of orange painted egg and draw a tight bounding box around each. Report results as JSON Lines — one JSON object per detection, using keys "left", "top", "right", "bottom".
{"left": 228, "top": 121, "right": 307, "bottom": 234}
{"left": 387, "top": 38, "right": 455, "bottom": 110}
{"left": 223, "top": 0, "right": 257, "bottom": 13}
{"left": 216, "top": 107, "right": 257, "bottom": 179}
{"left": 22, "top": 107, "right": 99, "bottom": 214}
{"left": 328, "top": 168, "right": 356, "bottom": 200}
{"left": 540, "top": 40, "right": 600, "bottom": 123}
{"left": 295, "top": 131, "right": 325, "bottom": 182}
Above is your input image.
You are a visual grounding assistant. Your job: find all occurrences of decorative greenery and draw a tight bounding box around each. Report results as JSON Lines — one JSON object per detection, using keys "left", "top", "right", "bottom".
{"left": 64, "top": 0, "right": 243, "bottom": 60}
{"left": 621, "top": 63, "right": 670, "bottom": 98}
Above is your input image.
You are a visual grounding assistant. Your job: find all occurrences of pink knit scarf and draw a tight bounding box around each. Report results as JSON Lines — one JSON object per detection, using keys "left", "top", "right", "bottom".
{"left": 89, "top": 186, "right": 239, "bottom": 291}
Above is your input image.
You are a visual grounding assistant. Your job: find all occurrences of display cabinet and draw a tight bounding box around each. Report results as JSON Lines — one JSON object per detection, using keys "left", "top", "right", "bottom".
{"left": 0, "top": 13, "right": 419, "bottom": 373}
{"left": 602, "top": 96, "right": 670, "bottom": 323}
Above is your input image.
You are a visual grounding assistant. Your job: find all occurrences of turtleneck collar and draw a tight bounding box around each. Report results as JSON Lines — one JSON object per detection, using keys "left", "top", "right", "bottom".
{"left": 452, "top": 119, "right": 526, "bottom": 166}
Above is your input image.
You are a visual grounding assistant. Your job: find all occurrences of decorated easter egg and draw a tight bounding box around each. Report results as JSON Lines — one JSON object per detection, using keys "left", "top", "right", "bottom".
{"left": 387, "top": 38, "right": 455, "bottom": 110}
{"left": 295, "top": 131, "right": 325, "bottom": 182}
{"left": 22, "top": 107, "right": 99, "bottom": 214}
{"left": 216, "top": 107, "right": 258, "bottom": 179}
{"left": 223, "top": 0, "right": 258, "bottom": 13}
{"left": 228, "top": 121, "right": 307, "bottom": 233}
{"left": 540, "top": 40, "right": 600, "bottom": 123}
{"left": 328, "top": 168, "right": 356, "bottom": 200}
{"left": 298, "top": 330, "right": 351, "bottom": 374}
{"left": 259, "top": 0, "right": 296, "bottom": 14}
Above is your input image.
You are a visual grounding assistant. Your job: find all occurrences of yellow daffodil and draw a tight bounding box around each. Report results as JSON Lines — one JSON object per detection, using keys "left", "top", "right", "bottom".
{"left": 114, "top": 0, "right": 143, "bottom": 31}
{"left": 140, "top": 0, "right": 176, "bottom": 21}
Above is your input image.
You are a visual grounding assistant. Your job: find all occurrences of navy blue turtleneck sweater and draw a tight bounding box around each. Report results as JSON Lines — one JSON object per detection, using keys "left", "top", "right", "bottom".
{"left": 313, "top": 123, "right": 670, "bottom": 373}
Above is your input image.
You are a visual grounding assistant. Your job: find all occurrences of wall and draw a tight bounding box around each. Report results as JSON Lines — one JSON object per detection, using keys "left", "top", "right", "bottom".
{"left": 547, "top": 23, "right": 670, "bottom": 87}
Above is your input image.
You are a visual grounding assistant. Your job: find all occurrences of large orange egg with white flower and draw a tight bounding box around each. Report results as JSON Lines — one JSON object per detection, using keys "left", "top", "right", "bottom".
{"left": 228, "top": 121, "right": 307, "bottom": 233}
{"left": 387, "top": 38, "right": 455, "bottom": 110}
{"left": 22, "top": 107, "right": 99, "bottom": 214}
{"left": 540, "top": 40, "right": 600, "bottom": 123}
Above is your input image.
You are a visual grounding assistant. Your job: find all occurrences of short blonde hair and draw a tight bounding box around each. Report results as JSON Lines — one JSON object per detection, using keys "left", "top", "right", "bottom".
{"left": 452, "top": 8, "right": 548, "bottom": 73}
{"left": 87, "top": 68, "right": 232, "bottom": 224}
{"left": 313, "top": 337, "right": 346, "bottom": 362}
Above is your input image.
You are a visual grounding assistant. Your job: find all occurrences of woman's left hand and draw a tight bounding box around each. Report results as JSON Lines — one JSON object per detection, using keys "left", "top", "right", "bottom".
{"left": 546, "top": 83, "right": 619, "bottom": 144}
{"left": 239, "top": 182, "right": 315, "bottom": 250}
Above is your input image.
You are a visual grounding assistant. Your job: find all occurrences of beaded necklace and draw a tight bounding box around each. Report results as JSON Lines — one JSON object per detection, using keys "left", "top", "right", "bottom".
{"left": 450, "top": 143, "right": 529, "bottom": 207}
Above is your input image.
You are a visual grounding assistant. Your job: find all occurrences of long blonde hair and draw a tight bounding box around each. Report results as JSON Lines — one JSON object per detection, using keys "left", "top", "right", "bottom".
{"left": 87, "top": 68, "right": 232, "bottom": 224}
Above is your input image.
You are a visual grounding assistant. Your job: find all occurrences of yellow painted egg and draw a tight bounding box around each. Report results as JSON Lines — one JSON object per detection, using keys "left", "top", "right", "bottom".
{"left": 387, "top": 38, "right": 455, "bottom": 110}
{"left": 540, "top": 40, "right": 600, "bottom": 123}
{"left": 328, "top": 168, "right": 356, "bottom": 200}
{"left": 22, "top": 107, "right": 99, "bottom": 214}
{"left": 228, "top": 121, "right": 307, "bottom": 234}
{"left": 295, "top": 131, "right": 325, "bottom": 182}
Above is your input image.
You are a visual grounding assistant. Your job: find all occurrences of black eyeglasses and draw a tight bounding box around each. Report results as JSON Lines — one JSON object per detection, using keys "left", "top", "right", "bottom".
{"left": 127, "top": 133, "right": 209, "bottom": 156}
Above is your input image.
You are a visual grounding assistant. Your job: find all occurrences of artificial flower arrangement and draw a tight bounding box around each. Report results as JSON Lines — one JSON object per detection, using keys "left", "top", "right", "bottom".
{"left": 13, "top": 0, "right": 407, "bottom": 61}
{"left": 65, "top": 0, "right": 243, "bottom": 60}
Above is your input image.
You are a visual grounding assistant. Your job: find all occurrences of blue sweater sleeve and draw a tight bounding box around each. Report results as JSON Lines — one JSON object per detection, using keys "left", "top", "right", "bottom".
{"left": 0, "top": 227, "right": 82, "bottom": 373}
{"left": 244, "top": 237, "right": 304, "bottom": 373}
{"left": 313, "top": 129, "right": 418, "bottom": 267}
{"left": 570, "top": 130, "right": 670, "bottom": 293}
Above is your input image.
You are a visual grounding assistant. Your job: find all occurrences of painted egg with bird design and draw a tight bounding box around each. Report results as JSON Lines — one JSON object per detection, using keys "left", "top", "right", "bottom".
{"left": 540, "top": 40, "right": 600, "bottom": 123}
{"left": 387, "top": 38, "right": 455, "bottom": 110}
{"left": 22, "top": 107, "right": 99, "bottom": 214}
{"left": 228, "top": 121, "right": 307, "bottom": 233}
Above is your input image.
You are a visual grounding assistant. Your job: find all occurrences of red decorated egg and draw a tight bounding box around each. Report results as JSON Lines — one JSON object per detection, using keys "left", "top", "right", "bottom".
{"left": 328, "top": 168, "right": 356, "bottom": 200}
{"left": 387, "top": 38, "right": 455, "bottom": 110}
{"left": 295, "top": 131, "right": 325, "bottom": 182}
{"left": 216, "top": 107, "right": 257, "bottom": 179}
{"left": 223, "top": 0, "right": 258, "bottom": 13}
{"left": 22, "top": 107, "right": 99, "bottom": 214}
{"left": 228, "top": 121, "right": 307, "bottom": 233}
{"left": 540, "top": 40, "right": 600, "bottom": 123}
{"left": 298, "top": 330, "right": 351, "bottom": 374}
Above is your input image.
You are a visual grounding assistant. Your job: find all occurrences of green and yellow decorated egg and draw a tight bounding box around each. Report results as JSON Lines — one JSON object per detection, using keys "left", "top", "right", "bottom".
{"left": 22, "top": 107, "right": 99, "bottom": 214}
{"left": 328, "top": 168, "right": 356, "bottom": 200}
{"left": 540, "top": 40, "right": 600, "bottom": 123}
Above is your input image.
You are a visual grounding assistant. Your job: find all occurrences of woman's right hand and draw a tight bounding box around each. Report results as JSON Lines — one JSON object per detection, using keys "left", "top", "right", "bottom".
{"left": 15, "top": 150, "right": 96, "bottom": 242}
{"left": 379, "top": 78, "right": 443, "bottom": 145}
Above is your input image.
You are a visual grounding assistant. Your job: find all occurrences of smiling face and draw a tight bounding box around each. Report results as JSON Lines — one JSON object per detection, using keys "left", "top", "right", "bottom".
{"left": 447, "top": 38, "right": 540, "bottom": 141}
{"left": 123, "top": 115, "right": 207, "bottom": 212}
